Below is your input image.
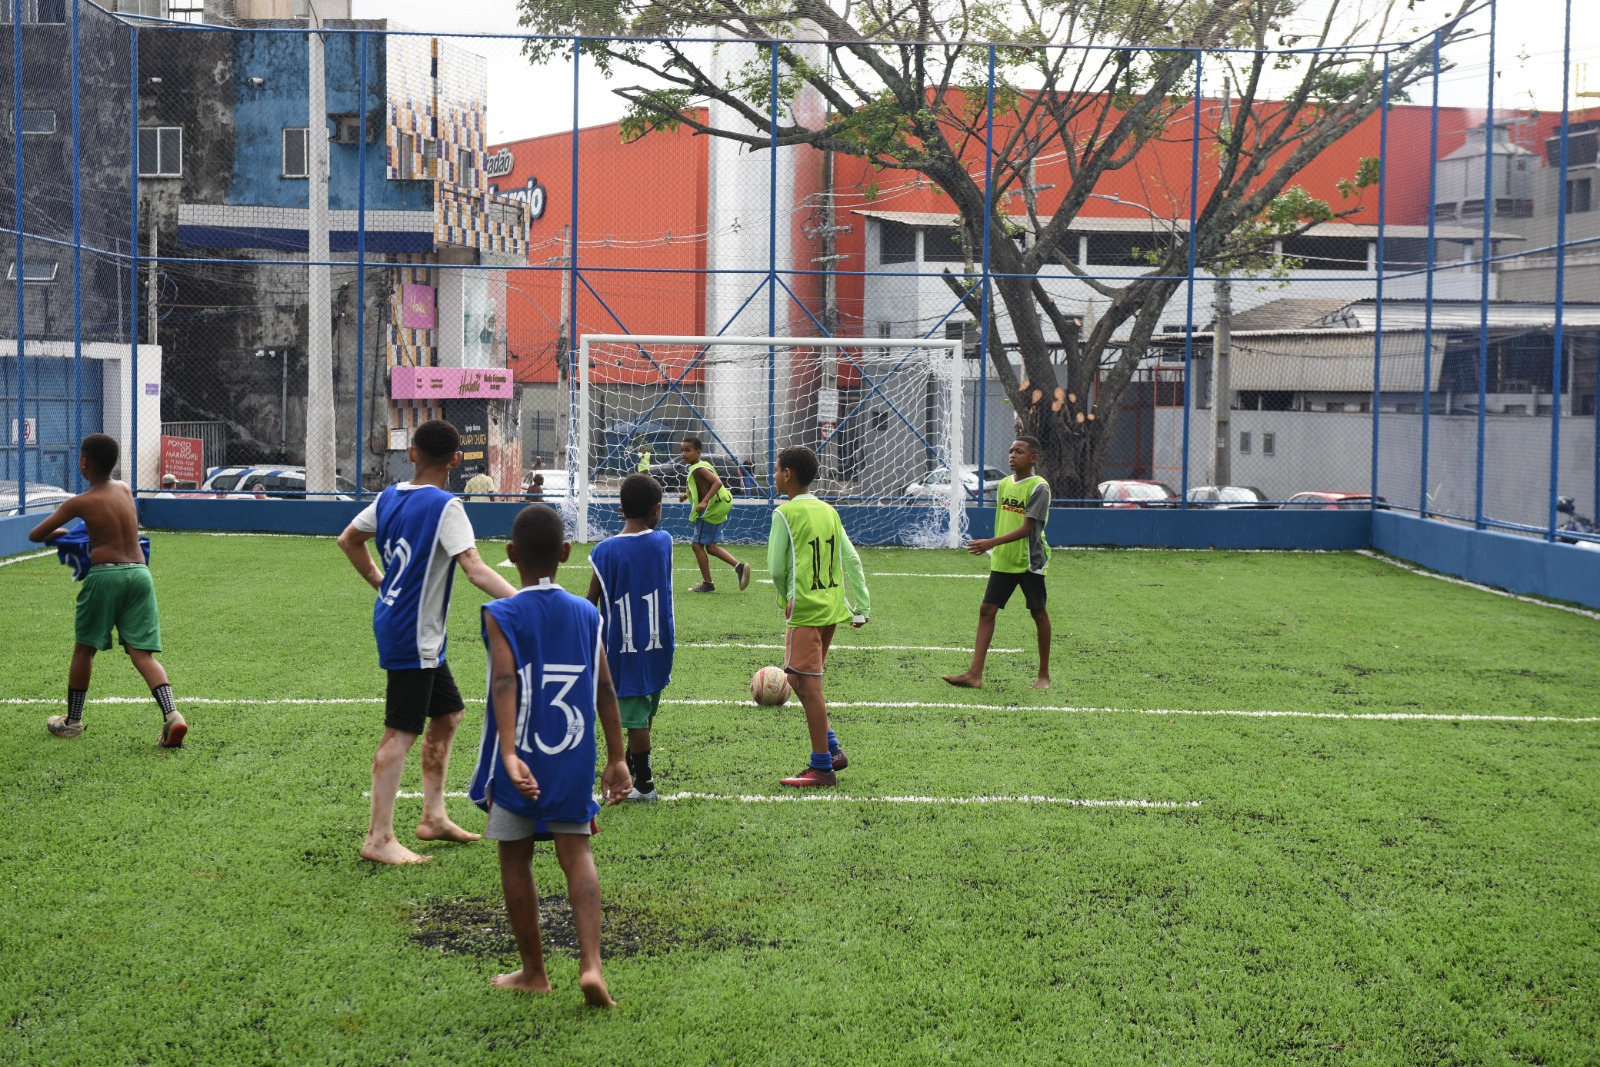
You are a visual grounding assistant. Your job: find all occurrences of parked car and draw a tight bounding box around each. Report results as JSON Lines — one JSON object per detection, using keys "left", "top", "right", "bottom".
{"left": 200, "top": 466, "right": 357, "bottom": 500}
{"left": 645, "top": 454, "right": 750, "bottom": 497}
{"left": 904, "top": 465, "right": 1007, "bottom": 500}
{"left": 1098, "top": 479, "right": 1180, "bottom": 507}
{"left": 1284, "top": 491, "right": 1386, "bottom": 510}
{"left": 1186, "top": 485, "right": 1274, "bottom": 509}
{"left": 0, "top": 480, "right": 72, "bottom": 517}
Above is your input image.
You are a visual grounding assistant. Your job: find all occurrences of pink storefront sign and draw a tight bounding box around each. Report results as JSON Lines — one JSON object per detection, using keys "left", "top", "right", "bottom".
{"left": 390, "top": 366, "right": 515, "bottom": 400}
{"left": 401, "top": 284, "right": 436, "bottom": 330}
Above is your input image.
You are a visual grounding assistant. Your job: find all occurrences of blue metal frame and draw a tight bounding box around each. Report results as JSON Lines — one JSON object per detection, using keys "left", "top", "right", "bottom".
{"left": 1420, "top": 32, "right": 1440, "bottom": 516}
{"left": 129, "top": 22, "right": 140, "bottom": 491}
{"left": 1472, "top": 0, "right": 1496, "bottom": 529}
{"left": 766, "top": 41, "right": 778, "bottom": 504}
{"left": 12, "top": 0, "right": 26, "bottom": 507}
{"left": 1179, "top": 50, "right": 1202, "bottom": 506}
{"left": 1370, "top": 54, "right": 1390, "bottom": 507}
{"left": 567, "top": 37, "right": 580, "bottom": 490}
{"left": 978, "top": 44, "right": 995, "bottom": 506}
{"left": 71, "top": 0, "right": 83, "bottom": 490}
{"left": 1549, "top": 0, "right": 1571, "bottom": 539}
{"left": 354, "top": 30, "right": 367, "bottom": 501}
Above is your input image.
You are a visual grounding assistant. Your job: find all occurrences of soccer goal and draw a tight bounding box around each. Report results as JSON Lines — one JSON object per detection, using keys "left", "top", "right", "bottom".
{"left": 573, "top": 334, "right": 965, "bottom": 547}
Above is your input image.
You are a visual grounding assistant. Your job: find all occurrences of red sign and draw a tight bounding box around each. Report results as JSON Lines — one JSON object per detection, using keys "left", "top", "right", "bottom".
{"left": 161, "top": 435, "right": 204, "bottom": 485}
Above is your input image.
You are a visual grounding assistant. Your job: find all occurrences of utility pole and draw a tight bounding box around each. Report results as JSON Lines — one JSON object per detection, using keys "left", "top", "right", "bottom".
{"left": 147, "top": 217, "right": 158, "bottom": 346}
{"left": 1213, "top": 76, "right": 1233, "bottom": 486}
{"left": 304, "top": 1, "right": 337, "bottom": 493}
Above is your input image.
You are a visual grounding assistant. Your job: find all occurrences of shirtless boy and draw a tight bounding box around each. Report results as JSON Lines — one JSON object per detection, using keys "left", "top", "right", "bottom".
{"left": 28, "top": 433, "right": 187, "bottom": 746}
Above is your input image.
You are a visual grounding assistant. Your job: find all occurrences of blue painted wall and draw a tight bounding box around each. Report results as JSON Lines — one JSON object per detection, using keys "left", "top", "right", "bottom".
{"left": 0, "top": 356, "right": 103, "bottom": 488}
{"left": 1372, "top": 511, "right": 1600, "bottom": 611}
{"left": 227, "top": 31, "right": 428, "bottom": 213}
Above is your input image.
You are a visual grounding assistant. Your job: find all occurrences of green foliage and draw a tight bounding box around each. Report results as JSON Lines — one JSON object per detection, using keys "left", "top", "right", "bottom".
{"left": 1337, "top": 156, "right": 1382, "bottom": 199}
{"left": 2, "top": 538, "right": 1598, "bottom": 1064}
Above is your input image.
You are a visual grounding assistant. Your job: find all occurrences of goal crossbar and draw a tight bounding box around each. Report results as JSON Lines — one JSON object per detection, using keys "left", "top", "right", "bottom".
{"left": 576, "top": 334, "right": 965, "bottom": 546}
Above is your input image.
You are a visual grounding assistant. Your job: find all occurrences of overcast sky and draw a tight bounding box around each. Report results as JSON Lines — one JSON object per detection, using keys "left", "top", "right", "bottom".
{"left": 352, "top": 0, "right": 1600, "bottom": 143}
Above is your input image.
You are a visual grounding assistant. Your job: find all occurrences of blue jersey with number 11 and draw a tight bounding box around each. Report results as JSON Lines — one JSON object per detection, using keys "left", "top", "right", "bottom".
{"left": 468, "top": 582, "right": 603, "bottom": 827}
{"left": 588, "top": 529, "right": 674, "bottom": 698}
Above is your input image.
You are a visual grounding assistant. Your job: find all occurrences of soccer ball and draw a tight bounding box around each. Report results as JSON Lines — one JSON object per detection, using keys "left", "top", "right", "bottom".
{"left": 749, "top": 666, "right": 791, "bottom": 706}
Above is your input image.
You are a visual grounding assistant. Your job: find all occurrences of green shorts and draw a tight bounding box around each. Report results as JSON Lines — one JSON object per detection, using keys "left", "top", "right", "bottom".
{"left": 617, "top": 691, "right": 661, "bottom": 731}
{"left": 75, "top": 563, "right": 162, "bottom": 652}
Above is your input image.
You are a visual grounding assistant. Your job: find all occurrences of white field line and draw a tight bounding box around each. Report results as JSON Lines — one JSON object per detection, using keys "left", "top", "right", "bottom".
{"left": 0, "top": 550, "right": 53, "bottom": 567}
{"left": 681, "top": 642, "right": 1022, "bottom": 653}
{"left": 664, "top": 698, "right": 1600, "bottom": 725}
{"left": 1355, "top": 549, "right": 1600, "bottom": 621}
{"left": 371, "top": 789, "right": 1199, "bottom": 809}
{"left": 5, "top": 695, "right": 1594, "bottom": 725}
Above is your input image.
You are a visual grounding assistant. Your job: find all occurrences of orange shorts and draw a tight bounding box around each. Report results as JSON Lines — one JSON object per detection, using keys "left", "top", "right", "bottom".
{"left": 783, "top": 624, "right": 837, "bottom": 676}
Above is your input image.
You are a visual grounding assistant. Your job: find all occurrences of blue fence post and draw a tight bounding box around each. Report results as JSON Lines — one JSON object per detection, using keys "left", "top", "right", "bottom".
{"left": 1421, "top": 32, "right": 1440, "bottom": 516}
{"left": 129, "top": 22, "right": 140, "bottom": 493}
{"left": 977, "top": 44, "right": 995, "bottom": 509}
{"left": 1549, "top": 0, "right": 1570, "bottom": 538}
{"left": 72, "top": 0, "right": 83, "bottom": 489}
{"left": 767, "top": 40, "right": 778, "bottom": 504}
{"left": 1473, "top": 0, "right": 1497, "bottom": 530}
{"left": 13, "top": 0, "right": 26, "bottom": 506}
{"left": 567, "top": 36, "right": 580, "bottom": 520}
{"left": 1370, "top": 53, "right": 1389, "bottom": 507}
{"left": 1179, "top": 49, "right": 1203, "bottom": 506}
{"left": 355, "top": 29, "right": 367, "bottom": 502}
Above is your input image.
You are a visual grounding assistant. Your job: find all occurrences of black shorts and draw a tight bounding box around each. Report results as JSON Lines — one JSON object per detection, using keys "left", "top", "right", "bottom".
{"left": 983, "top": 570, "right": 1047, "bottom": 612}
{"left": 384, "top": 663, "right": 465, "bottom": 734}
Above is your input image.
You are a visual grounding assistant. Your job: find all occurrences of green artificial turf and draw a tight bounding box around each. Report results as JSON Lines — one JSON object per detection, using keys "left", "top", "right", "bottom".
{"left": 2, "top": 534, "right": 1596, "bottom": 1065}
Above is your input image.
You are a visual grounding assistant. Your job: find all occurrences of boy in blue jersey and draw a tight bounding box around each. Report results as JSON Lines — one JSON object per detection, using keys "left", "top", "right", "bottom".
{"left": 338, "top": 419, "right": 519, "bottom": 866}
{"left": 585, "top": 473, "right": 674, "bottom": 803}
{"left": 470, "top": 504, "right": 631, "bottom": 1007}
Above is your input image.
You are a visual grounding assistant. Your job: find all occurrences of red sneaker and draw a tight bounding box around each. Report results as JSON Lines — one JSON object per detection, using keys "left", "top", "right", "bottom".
{"left": 780, "top": 766, "right": 838, "bottom": 788}
{"left": 830, "top": 748, "right": 848, "bottom": 771}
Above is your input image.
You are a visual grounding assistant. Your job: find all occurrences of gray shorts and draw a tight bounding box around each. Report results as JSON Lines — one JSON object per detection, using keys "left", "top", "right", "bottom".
{"left": 485, "top": 802, "right": 593, "bottom": 842}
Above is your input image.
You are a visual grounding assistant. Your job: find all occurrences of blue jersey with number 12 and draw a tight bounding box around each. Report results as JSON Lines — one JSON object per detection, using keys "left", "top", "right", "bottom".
{"left": 588, "top": 529, "right": 674, "bottom": 698}
{"left": 468, "top": 582, "right": 603, "bottom": 827}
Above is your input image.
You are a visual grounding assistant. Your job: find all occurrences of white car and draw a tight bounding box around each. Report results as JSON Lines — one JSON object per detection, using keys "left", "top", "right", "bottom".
{"left": 200, "top": 466, "right": 357, "bottom": 500}
{"left": 904, "top": 465, "right": 1006, "bottom": 500}
{"left": 0, "top": 480, "right": 72, "bottom": 517}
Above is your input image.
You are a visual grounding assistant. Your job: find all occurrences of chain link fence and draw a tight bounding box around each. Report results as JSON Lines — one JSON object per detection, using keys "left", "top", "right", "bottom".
{"left": 2, "top": 3, "right": 1596, "bottom": 545}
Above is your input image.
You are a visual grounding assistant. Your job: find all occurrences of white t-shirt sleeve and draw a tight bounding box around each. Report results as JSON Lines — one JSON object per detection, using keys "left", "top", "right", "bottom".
{"left": 436, "top": 498, "right": 477, "bottom": 558}
{"left": 351, "top": 500, "right": 380, "bottom": 533}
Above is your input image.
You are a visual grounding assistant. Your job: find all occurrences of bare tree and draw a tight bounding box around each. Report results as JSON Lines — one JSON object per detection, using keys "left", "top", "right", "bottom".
{"left": 518, "top": 0, "right": 1470, "bottom": 498}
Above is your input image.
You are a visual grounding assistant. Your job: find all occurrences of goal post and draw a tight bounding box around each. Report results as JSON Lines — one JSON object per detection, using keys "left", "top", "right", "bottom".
{"left": 574, "top": 334, "right": 965, "bottom": 547}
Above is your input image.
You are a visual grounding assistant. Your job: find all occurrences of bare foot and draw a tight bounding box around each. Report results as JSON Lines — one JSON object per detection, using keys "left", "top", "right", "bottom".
{"left": 579, "top": 969, "right": 616, "bottom": 1008}
{"left": 491, "top": 969, "right": 551, "bottom": 994}
{"left": 360, "top": 838, "right": 431, "bottom": 865}
{"left": 416, "top": 818, "right": 482, "bottom": 843}
{"left": 1031, "top": 677, "right": 1051, "bottom": 690}
{"left": 941, "top": 673, "right": 983, "bottom": 689}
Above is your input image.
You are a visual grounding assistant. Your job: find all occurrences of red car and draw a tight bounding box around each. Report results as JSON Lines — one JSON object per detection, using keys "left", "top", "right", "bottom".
{"left": 1285, "top": 492, "right": 1386, "bottom": 510}
{"left": 1098, "top": 479, "right": 1180, "bottom": 507}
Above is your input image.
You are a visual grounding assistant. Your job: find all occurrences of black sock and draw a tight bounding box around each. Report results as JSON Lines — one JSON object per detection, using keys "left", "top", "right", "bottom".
{"left": 67, "top": 688, "right": 87, "bottom": 725}
{"left": 633, "top": 749, "right": 653, "bottom": 792}
{"left": 152, "top": 683, "right": 177, "bottom": 721}
{"left": 625, "top": 751, "right": 637, "bottom": 781}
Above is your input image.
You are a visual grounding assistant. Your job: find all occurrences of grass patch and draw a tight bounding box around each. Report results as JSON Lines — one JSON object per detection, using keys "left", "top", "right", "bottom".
{"left": 0, "top": 533, "right": 1596, "bottom": 1064}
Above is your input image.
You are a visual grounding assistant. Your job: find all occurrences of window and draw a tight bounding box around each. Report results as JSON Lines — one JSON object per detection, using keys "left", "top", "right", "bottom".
{"left": 7, "top": 259, "right": 59, "bottom": 282}
{"left": 922, "top": 226, "right": 965, "bottom": 263}
{"left": 282, "top": 127, "right": 308, "bottom": 178}
{"left": 1261, "top": 432, "right": 1276, "bottom": 457}
{"left": 1, "top": 0, "right": 68, "bottom": 23}
{"left": 1238, "top": 431, "right": 1251, "bottom": 455}
{"left": 457, "top": 147, "right": 474, "bottom": 187}
{"left": 10, "top": 110, "right": 56, "bottom": 134}
{"left": 879, "top": 220, "right": 915, "bottom": 265}
{"left": 137, "top": 126, "right": 181, "bottom": 177}
{"left": 169, "top": 0, "right": 203, "bottom": 21}
{"left": 1280, "top": 235, "right": 1369, "bottom": 271}
{"left": 1568, "top": 178, "right": 1593, "bottom": 215}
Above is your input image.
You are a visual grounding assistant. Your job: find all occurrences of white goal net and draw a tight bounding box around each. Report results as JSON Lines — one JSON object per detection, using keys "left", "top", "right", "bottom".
{"left": 573, "top": 334, "right": 965, "bottom": 547}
